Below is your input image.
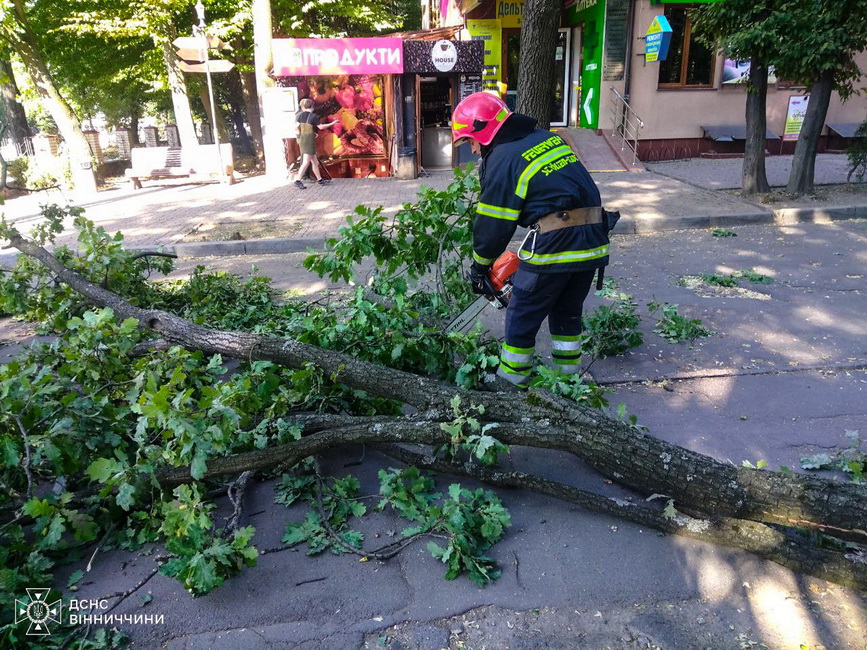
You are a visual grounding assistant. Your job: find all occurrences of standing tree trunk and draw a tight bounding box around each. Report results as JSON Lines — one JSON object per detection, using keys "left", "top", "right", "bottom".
{"left": 198, "top": 86, "right": 229, "bottom": 143}
{"left": 129, "top": 115, "right": 140, "bottom": 145}
{"left": 3, "top": 8, "right": 97, "bottom": 194}
{"left": 0, "top": 58, "right": 31, "bottom": 153}
{"left": 159, "top": 39, "right": 199, "bottom": 149}
{"left": 515, "top": 0, "right": 563, "bottom": 129}
{"left": 227, "top": 70, "right": 254, "bottom": 156}
{"left": 787, "top": 69, "right": 834, "bottom": 196}
{"left": 741, "top": 55, "right": 770, "bottom": 195}
{"left": 253, "top": 0, "right": 279, "bottom": 175}
{"left": 238, "top": 66, "right": 264, "bottom": 163}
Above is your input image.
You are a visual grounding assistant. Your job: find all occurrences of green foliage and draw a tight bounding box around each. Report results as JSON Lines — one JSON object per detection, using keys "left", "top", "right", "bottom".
{"left": 582, "top": 298, "right": 643, "bottom": 357}
{"left": 734, "top": 268, "right": 773, "bottom": 284}
{"left": 304, "top": 165, "right": 478, "bottom": 285}
{"left": 277, "top": 465, "right": 511, "bottom": 586}
{"left": 425, "top": 484, "right": 511, "bottom": 586}
{"left": 437, "top": 395, "right": 509, "bottom": 466}
{"left": 0, "top": 205, "right": 173, "bottom": 330}
{"left": 280, "top": 474, "right": 366, "bottom": 555}
{"left": 711, "top": 229, "right": 737, "bottom": 238}
{"left": 378, "top": 469, "right": 511, "bottom": 586}
{"left": 648, "top": 301, "right": 712, "bottom": 343}
{"left": 159, "top": 487, "right": 258, "bottom": 596}
{"left": 801, "top": 430, "right": 865, "bottom": 482}
{"left": 529, "top": 366, "right": 610, "bottom": 410}
{"left": 693, "top": 0, "right": 867, "bottom": 96}
{"left": 700, "top": 273, "right": 739, "bottom": 288}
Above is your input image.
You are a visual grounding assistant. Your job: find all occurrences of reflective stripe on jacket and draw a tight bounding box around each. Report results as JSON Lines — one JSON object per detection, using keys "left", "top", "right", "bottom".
{"left": 472, "top": 128, "right": 608, "bottom": 274}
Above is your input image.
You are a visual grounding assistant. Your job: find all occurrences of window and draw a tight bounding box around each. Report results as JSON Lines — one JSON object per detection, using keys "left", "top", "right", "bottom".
{"left": 657, "top": 6, "right": 715, "bottom": 88}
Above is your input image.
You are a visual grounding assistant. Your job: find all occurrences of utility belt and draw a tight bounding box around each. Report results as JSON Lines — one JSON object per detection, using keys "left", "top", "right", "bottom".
{"left": 518, "top": 207, "right": 606, "bottom": 261}
{"left": 536, "top": 207, "right": 604, "bottom": 233}
{"left": 518, "top": 206, "right": 611, "bottom": 289}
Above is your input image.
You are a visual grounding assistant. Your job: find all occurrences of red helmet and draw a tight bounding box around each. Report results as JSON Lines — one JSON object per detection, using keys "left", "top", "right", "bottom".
{"left": 451, "top": 92, "right": 512, "bottom": 146}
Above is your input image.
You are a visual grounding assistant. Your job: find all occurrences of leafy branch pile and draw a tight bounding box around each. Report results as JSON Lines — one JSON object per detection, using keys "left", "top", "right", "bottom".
{"left": 2, "top": 169, "right": 863, "bottom": 647}
{"left": 0, "top": 171, "right": 611, "bottom": 644}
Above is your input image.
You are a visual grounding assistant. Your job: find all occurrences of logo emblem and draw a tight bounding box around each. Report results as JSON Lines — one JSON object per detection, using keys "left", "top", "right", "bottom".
{"left": 15, "top": 588, "right": 62, "bottom": 636}
{"left": 432, "top": 40, "right": 458, "bottom": 72}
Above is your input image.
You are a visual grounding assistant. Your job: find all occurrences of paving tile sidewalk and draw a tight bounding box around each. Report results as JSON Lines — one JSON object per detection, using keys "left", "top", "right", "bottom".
{"left": 1, "top": 153, "right": 865, "bottom": 265}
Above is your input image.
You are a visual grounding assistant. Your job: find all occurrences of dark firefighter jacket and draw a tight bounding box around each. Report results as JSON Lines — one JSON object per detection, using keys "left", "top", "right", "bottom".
{"left": 473, "top": 114, "right": 608, "bottom": 274}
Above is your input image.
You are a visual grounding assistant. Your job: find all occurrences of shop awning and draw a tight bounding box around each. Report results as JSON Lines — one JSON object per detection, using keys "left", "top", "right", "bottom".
{"left": 701, "top": 125, "right": 778, "bottom": 141}
{"left": 382, "top": 26, "right": 463, "bottom": 41}
{"left": 827, "top": 123, "right": 862, "bottom": 138}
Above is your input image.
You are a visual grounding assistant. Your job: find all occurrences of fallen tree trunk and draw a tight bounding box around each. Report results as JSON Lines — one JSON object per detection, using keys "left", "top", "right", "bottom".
{"left": 6, "top": 231, "right": 867, "bottom": 585}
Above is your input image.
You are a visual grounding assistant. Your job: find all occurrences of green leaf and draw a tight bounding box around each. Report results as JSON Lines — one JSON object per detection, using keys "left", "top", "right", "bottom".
{"left": 66, "top": 569, "right": 85, "bottom": 588}
{"left": 116, "top": 483, "right": 136, "bottom": 511}
{"left": 87, "top": 457, "right": 123, "bottom": 483}
{"left": 800, "top": 454, "right": 834, "bottom": 470}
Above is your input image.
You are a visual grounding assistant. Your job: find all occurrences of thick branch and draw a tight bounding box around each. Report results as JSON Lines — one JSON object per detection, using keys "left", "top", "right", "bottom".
{"left": 374, "top": 444, "right": 867, "bottom": 591}
{"left": 7, "top": 230, "right": 867, "bottom": 536}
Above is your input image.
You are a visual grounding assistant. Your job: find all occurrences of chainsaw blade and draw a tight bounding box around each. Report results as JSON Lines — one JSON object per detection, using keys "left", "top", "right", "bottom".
{"left": 446, "top": 296, "right": 492, "bottom": 334}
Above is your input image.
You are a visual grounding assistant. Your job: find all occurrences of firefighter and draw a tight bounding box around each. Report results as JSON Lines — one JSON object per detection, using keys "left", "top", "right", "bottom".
{"left": 451, "top": 92, "right": 610, "bottom": 388}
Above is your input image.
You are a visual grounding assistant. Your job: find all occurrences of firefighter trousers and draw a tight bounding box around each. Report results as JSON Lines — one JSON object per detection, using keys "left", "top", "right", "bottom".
{"left": 497, "top": 268, "right": 597, "bottom": 387}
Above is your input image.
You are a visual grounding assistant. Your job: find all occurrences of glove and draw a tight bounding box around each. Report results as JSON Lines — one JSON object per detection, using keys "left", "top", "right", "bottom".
{"left": 468, "top": 262, "right": 494, "bottom": 296}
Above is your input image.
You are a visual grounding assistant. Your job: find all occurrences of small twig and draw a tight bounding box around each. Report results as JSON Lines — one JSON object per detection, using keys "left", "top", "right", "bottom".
{"left": 0, "top": 513, "right": 24, "bottom": 533}
{"left": 225, "top": 470, "right": 254, "bottom": 535}
{"left": 99, "top": 554, "right": 170, "bottom": 615}
{"left": 13, "top": 415, "right": 34, "bottom": 500}
{"left": 311, "top": 459, "right": 440, "bottom": 561}
{"left": 86, "top": 522, "right": 118, "bottom": 572}
{"left": 295, "top": 576, "right": 327, "bottom": 586}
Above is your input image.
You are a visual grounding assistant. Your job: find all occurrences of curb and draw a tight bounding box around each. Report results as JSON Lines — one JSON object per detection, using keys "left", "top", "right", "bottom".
{"left": 128, "top": 204, "right": 867, "bottom": 258}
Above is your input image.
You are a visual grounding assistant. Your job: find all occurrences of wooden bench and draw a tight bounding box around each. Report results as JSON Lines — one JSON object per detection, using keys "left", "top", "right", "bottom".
{"left": 125, "top": 144, "right": 234, "bottom": 189}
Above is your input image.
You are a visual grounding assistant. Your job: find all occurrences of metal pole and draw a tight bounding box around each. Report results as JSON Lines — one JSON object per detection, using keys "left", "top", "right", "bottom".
{"left": 195, "top": 2, "right": 227, "bottom": 183}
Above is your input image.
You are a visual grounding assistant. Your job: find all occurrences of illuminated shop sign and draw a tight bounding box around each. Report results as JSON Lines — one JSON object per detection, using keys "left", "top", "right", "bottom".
{"left": 273, "top": 38, "right": 404, "bottom": 76}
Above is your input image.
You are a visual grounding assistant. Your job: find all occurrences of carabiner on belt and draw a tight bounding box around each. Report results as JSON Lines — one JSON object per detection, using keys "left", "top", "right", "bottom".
{"left": 518, "top": 223, "right": 539, "bottom": 261}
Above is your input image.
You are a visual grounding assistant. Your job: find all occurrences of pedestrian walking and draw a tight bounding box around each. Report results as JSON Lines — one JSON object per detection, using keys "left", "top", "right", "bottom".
{"left": 452, "top": 92, "right": 612, "bottom": 388}
{"left": 294, "top": 98, "right": 339, "bottom": 189}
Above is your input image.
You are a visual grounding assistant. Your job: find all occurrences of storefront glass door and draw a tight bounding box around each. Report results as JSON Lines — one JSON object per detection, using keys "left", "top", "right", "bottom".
{"left": 505, "top": 28, "right": 571, "bottom": 126}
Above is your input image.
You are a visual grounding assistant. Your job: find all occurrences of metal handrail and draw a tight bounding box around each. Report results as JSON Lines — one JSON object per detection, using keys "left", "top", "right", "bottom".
{"left": 609, "top": 87, "right": 644, "bottom": 167}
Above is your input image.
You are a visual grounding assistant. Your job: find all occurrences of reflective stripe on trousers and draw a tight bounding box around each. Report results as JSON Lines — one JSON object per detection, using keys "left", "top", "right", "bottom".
{"left": 497, "top": 268, "right": 596, "bottom": 386}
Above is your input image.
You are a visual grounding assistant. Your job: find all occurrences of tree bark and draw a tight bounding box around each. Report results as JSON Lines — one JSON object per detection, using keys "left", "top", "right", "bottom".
{"left": 7, "top": 229, "right": 867, "bottom": 540}
{"left": 234, "top": 40, "right": 264, "bottom": 164}
{"left": 198, "top": 86, "right": 229, "bottom": 143}
{"left": 787, "top": 70, "right": 834, "bottom": 196}
{"left": 252, "top": 0, "right": 278, "bottom": 175}
{"left": 515, "top": 0, "right": 563, "bottom": 129}
{"left": 0, "top": 58, "right": 31, "bottom": 153}
{"left": 160, "top": 39, "right": 199, "bottom": 149}
{"left": 741, "top": 54, "right": 770, "bottom": 195}
{"left": 227, "top": 69, "right": 254, "bottom": 157}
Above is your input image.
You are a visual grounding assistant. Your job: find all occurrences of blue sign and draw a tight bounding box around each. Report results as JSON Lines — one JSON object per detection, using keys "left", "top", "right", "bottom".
{"left": 645, "top": 16, "right": 673, "bottom": 62}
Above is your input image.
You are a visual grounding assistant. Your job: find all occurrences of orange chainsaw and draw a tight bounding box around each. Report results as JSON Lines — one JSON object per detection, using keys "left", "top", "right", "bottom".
{"left": 447, "top": 252, "right": 520, "bottom": 334}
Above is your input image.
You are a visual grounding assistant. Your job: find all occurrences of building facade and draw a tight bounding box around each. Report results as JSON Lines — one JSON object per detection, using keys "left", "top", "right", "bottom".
{"left": 460, "top": 0, "right": 867, "bottom": 160}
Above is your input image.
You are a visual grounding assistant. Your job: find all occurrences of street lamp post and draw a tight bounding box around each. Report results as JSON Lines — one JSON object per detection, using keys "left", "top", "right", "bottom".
{"left": 194, "top": 1, "right": 227, "bottom": 183}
